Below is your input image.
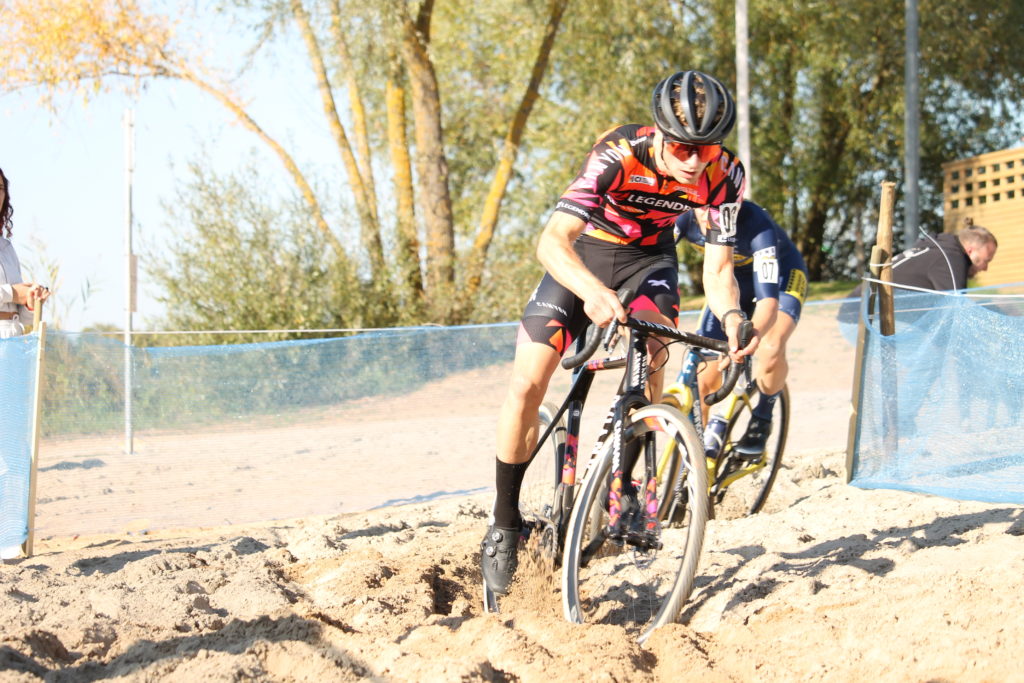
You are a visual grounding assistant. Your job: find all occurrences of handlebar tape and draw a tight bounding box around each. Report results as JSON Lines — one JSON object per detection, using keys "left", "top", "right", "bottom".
{"left": 703, "top": 319, "right": 754, "bottom": 406}
{"left": 560, "top": 289, "right": 633, "bottom": 370}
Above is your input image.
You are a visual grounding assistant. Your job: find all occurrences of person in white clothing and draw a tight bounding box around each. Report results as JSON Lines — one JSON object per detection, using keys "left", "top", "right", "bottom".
{"left": 0, "top": 167, "right": 49, "bottom": 339}
{"left": 0, "top": 166, "right": 50, "bottom": 561}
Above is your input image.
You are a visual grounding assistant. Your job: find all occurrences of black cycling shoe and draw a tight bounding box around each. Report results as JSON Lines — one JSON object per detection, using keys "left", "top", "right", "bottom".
{"left": 480, "top": 525, "right": 520, "bottom": 596}
{"left": 733, "top": 416, "right": 772, "bottom": 459}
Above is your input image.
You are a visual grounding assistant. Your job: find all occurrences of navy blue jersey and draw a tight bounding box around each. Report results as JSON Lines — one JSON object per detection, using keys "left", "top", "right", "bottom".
{"left": 675, "top": 200, "right": 806, "bottom": 303}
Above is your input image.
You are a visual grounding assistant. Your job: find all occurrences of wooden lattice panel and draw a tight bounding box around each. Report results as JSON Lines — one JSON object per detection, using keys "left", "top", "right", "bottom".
{"left": 942, "top": 146, "right": 1024, "bottom": 287}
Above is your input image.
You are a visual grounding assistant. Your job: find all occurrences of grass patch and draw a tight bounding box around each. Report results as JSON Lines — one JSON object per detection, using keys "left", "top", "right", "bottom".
{"left": 679, "top": 279, "right": 860, "bottom": 312}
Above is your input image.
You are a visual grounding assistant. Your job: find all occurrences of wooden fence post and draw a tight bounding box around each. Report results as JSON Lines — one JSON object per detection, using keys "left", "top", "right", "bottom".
{"left": 21, "top": 301, "right": 45, "bottom": 557}
{"left": 846, "top": 181, "right": 898, "bottom": 481}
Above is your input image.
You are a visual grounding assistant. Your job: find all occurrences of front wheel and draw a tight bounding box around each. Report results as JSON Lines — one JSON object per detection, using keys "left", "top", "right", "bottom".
{"left": 561, "top": 404, "right": 708, "bottom": 643}
{"left": 713, "top": 384, "right": 788, "bottom": 517}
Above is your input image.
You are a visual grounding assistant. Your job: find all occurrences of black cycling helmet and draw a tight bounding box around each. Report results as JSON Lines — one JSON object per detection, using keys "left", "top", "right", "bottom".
{"left": 651, "top": 70, "right": 736, "bottom": 145}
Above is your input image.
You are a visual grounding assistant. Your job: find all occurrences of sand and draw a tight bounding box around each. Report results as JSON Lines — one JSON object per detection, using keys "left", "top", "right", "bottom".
{"left": 2, "top": 305, "right": 1022, "bottom": 681}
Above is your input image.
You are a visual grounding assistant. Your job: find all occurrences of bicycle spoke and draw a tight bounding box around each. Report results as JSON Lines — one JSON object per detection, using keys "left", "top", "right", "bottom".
{"left": 562, "top": 404, "right": 708, "bottom": 643}
{"left": 714, "top": 386, "right": 788, "bottom": 517}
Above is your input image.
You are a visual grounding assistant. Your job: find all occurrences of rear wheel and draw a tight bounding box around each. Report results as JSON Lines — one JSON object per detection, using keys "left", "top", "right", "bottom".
{"left": 561, "top": 404, "right": 708, "bottom": 643}
{"left": 713, "top": 385, "right": 788, "bottom": 517}
{"left": 519, "top": 401, "right": 565, "bottom": 529}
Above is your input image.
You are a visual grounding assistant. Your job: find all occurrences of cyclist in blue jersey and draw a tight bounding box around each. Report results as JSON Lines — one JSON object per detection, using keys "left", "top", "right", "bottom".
{"left": 675, "top": 199, "right": 808, "bottom": 456}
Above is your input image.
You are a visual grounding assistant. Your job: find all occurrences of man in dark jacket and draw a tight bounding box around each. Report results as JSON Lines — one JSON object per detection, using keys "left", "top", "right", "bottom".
{"left": 888, "top": 223, "right": 997, "bottom": 290}
{"left": 838, "top": 222, "right": 998, "bottom": 330}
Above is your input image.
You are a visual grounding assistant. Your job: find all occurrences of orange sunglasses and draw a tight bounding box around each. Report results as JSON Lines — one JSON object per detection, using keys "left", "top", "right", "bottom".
{"left": 663, "top": 138, "right": 721, "bottom": 164}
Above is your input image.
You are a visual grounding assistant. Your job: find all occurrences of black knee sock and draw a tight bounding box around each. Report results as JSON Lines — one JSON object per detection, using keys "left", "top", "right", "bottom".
{"left": 493, "top": 458, "right": 530, "bottom": 529}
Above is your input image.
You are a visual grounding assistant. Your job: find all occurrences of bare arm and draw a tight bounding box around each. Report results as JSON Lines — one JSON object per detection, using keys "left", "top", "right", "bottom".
{"left": 750, "top": 297, "right": 779, "bottom": 338}
{"left": 2, "top": 283, "right": 49, "bottom": 306}
{"left": 536, "top": 212, "right": 626, "bottom": 327}
{"left": 702, "top": 242, "right": 759, "bottom": 359}
{"left": 12, "top": 283, "right": 50, "bottom": 306}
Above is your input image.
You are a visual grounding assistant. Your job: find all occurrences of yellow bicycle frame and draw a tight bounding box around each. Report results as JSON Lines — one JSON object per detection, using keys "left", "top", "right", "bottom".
{"left": 659, "top": 379, "right": 767, "bottom": 495}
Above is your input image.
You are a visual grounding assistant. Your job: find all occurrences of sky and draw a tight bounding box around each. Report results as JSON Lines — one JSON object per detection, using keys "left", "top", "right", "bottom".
{"left": 0, "top": 11, "right": 327, "bottom": 332}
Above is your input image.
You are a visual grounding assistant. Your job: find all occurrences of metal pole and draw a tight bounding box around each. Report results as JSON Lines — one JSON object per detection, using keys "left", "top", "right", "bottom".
{"left": 123, "top": 108, "right": 135, "bottom": 455}
{"left": 735, "top": 0, "right": 752, "bottom": 198}
{"left": 904, "top": 0, "right": 920, "bottom": 247}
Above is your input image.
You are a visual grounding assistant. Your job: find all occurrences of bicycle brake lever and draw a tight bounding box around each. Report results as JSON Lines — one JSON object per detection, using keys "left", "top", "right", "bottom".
{"left": 601, "top": 320, "right": 620, "bottom": 351}
{"left": 559, "top": 288, "right": 634, "bottom": 370}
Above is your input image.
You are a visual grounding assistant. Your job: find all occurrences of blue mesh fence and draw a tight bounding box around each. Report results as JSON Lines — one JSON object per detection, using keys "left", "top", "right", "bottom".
{"left": 0, "top": 334, "right": 39, "bottom": 551}
{"left": 7, "top": 324, "right": 517, "bottom": 541}
{"left": 849, "top": 284, "right": 1024, "bottom": 503}
{"left": 19, "top": 289, "right": 1003, "bottom": 543}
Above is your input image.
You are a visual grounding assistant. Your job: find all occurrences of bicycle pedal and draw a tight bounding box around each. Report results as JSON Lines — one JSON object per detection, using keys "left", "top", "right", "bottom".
{"left": 605, "top": 526, "right": 627, "bottom": 545}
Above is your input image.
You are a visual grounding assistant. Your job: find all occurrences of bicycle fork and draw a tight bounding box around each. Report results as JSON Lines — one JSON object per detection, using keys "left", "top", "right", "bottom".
{"left": 603, "top": 392, "right": 663, "bottom": 550}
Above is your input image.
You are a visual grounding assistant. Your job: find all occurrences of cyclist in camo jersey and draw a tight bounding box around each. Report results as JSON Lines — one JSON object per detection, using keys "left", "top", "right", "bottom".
{"left": 481, "top": 70, "right": 755, "bottom": 597}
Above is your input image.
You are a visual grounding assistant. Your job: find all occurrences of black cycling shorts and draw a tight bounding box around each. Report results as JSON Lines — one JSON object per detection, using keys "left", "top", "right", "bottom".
{"left": 517, "top": 235, "right": 680, "bottom": 354}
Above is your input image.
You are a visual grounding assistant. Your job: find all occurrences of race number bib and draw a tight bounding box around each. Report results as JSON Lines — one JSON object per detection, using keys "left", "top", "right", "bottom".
{"left": 716, "top": 202, "right": 741, "bottom": 238}
{"left": 753, "top": 246, "right": 778, "bottom": 284}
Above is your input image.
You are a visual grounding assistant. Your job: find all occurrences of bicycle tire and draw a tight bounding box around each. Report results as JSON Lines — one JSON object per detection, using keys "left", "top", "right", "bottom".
{"left": 657, "top": 388, "right": 702, "bottom": 527}
{"left": 518, "top": 401, "right": 566, "bottom": 529}
{"left": 483, "top": 401, "right": 566, "bottom": 614}
{"left": 561, "top": 404, "right": 708, "bottom": 643}
{"left": 715, "top": 384, "right": 788, "bottom": 516}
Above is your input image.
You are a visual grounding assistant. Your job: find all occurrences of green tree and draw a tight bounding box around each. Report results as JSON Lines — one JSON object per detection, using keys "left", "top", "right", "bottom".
{"left": 0, "top": 0, "right": 571, "bottom": 325}
{"left": 5, "top": 0, "right": 1023, "bottom": 325}
{"left": 144, "top": 163, "right": 371, "bottom": 345}
{"left": 697, "top": 0, "right": 1024, "bottom": 279}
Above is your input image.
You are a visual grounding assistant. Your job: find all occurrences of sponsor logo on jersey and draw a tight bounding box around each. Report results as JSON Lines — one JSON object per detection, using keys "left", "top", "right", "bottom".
{"left": 727, "top": 161, "right": 745, "bottom": 188}
{"left": 629, "top": 174, "right": 656, "bottom": 186}
{"left": 625, "top": 193, "right": 688, "bottom": 211}
{"left": 647, "top": 279, "right": 671, "bottom": 290}
{"left": 555, "top": 200, "right": 590, "bottom": 220}
{"left": 579, "top": 138, "right": 631, "bottom": 186}
{"left": 785, "top": 269, "right": 809, "bottom": 303}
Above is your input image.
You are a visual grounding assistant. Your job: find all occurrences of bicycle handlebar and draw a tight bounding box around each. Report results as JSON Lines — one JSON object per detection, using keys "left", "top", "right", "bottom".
{"left": 560, "top": 289, "right": 633, "bottom": 370}
{"left": 702, "top": 319, "right": 754, "bottom": 405}
{"left": 559, "top": 289, "right": 754, "bottom": 406}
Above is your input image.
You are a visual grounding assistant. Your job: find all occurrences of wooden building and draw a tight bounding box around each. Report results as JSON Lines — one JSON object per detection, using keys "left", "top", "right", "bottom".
{"left": 942, "top": 146, "right": 1024, "bottom": 287}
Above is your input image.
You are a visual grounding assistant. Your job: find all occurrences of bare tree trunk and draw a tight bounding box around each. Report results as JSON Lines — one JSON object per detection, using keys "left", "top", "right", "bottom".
{"left": 386, "top": 61, "right": 423, "bottom": 307}
{"left": 176, "top": 66, "right": 346, "bottom": 259}
{"left": 464, "top": 0, "right": 570, "bottom": 300}
{"left": 328, "top": 0, "right": 379, "bottom": 224}
{"left": 399, "top": 0, "right": 456, "bottom": 314}
{"left": 291, "top": 0, "right": 383, "bottom": 277}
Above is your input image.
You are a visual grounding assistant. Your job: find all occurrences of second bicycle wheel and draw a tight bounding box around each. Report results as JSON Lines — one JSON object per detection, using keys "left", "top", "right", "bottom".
{"left": 561, "top": 404, "right": 708, "bottom": 643}
{"left": 656, "top": 389, "right": 703, "bottom": 527}
{"left": 519, "top": 401, "right": 566, "bottom": 535}
{"left": 714, "top": 384, "right": 789, "bottom": 516}
{"left": 484, "top": 401, "right": 567, "bottom": 614}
